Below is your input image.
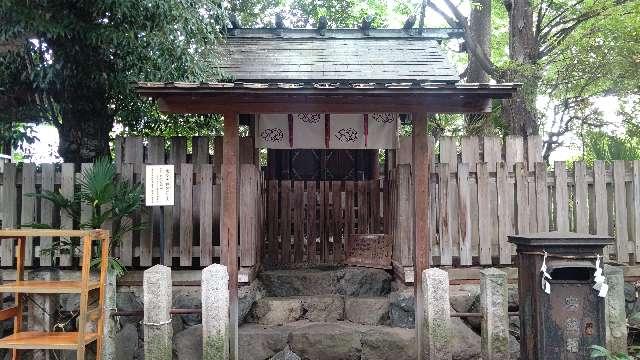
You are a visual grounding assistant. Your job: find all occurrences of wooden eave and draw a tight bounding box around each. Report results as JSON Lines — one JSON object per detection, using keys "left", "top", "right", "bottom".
{"left": 135, "top": 82, "right": 520, "bottom": 114}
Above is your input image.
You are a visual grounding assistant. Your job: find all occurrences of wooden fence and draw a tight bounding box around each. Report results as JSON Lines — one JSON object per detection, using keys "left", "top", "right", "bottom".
{"left": 0, "top": 135, "right": 262, "bottom": 276}
{"left": 263, "top": 178, "right": 390, "bottom": 268}
{"left": 390, "top": 136, "right": 640, "bottom": 281}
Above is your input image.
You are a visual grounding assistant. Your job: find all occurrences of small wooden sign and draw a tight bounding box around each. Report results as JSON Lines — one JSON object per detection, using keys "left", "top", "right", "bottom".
{"left": 145, "top": 165, "right": 175, "bottom": 206}
{"left": 344, "top": 234, "right": 392, "bottom": 269}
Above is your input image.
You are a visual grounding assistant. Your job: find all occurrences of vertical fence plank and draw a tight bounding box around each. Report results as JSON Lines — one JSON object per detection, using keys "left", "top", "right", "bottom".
{"left": 439, "top": 136, "right": 457, "bottom": 166}
{"left": 306, "top": 181, "right": 317, "bottom": 264}
{"left": 21, "top": 164, "right": 36, "bottom": 266}
{"left": 59, "top": 164, "right": 75, "bottom": 267}
{"left": 1, "top": 163, "right": 16, "bottom": 266}
{"left": 497, "top": 162, "right": 512, "bottom": 265}
{"left": 193, "top": 136, "right": 210, "bottom": 164}
{"left": 180, "top": 164, "right": 193, "bottom": 267}
{"left": 200, "top": 164, "right": 214, "bottom": 266}
{"left": 268, "top": 181, "right": 279, "bottom": 266}
{"left": 332, "top": 181, "right": 343, "bottom": 262}
{"left": 148, "top": 137, "right": 165, "bottom": 264}
{"left": 457, "top": 163, "right": 472, "bottom": 266}
{"left": 280, "top": 180, "right": 291, "bottom": 266}
{"left": 358, "top": 181, "right": 369, "bottom": 234}
{"left": 438, "top": 164, "right": 452, "bottom": 266}
{"left": 293, "top": 181, "right": 304, "bottom": 264}
{"left": 633, "top": 161, "right": 640, "bottom": 259}
{"left": 124, "top": 136, "right": 143, "bottom": 164}
{"left": 477, "top": 163, "right": 491, "bottom": 265}
{"left": 370, "top": 179, "right": 380, "bottom": 234}
{"left": 613, "top": 161, "right": 629, "bottom": 263}
{"left": 114, "top": 137, "right": 123, "bottom": 173}
{"left": 535, "top": 162, "right": 549, "bottom": 232}
{"left": 526, "top": 135, "right": 543, "bottom": 172}
{"left": 39, "top": 164, "right": 55, "bottom": 266}
{"left": 120, "top": 164, "right": 134, "bottom": 266}
{"left": 515, "top": 163, "right": 530, "bottom": 234}
{"left": 139, "top": 163, "right": 152, "bottom": 266}
{"left": 240, "top": 165, "right": 258, "bottom": 268}
{"left": 344, "top": 181, "right": 354, "bottom": 256}
{"left": 554, "top": 161, "right": 569, "bottom": 232}
{"left": 505, "top": 136, "right": 524, "bottom": 169}
{"left": 462, "top": 137, "right": 480, "bottom": 260}
{"left": 482, "top": 137, "right": 501, "bottom": 172}
{"left": 574, "top": 161, "right": 589, "bottom": 233}
{"left": 167, "top": 138, "right": 187, "bottom": 265}
{"left": 594, "top": 160, "right": 610, "bottom": 257}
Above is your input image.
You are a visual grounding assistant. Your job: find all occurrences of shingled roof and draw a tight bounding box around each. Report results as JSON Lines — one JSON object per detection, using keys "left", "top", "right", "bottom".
{"left": 216, "top": 28, "right": 464, "bottom": 84}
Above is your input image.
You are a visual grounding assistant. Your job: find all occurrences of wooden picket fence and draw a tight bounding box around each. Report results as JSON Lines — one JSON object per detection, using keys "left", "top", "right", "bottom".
{"left": 1, "top": 134, "right": 639, "bottom": 275}
{"left": 263, "top": 178, "right": 390, "bottom": 268}
{"left": 390, "top": 135, "right": 640, "bottom": 281}
{"left": 0, "top": 135, "right": 262, "bottom": 271}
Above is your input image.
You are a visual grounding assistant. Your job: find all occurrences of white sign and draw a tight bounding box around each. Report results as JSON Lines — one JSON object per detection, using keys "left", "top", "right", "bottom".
{"left": 145, "top": 165, "right": 175, "bottom": 206}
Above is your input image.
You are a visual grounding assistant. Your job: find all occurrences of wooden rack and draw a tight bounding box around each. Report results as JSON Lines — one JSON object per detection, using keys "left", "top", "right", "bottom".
{"left": 0, "top": 229, "right": 110, "bottom": 360}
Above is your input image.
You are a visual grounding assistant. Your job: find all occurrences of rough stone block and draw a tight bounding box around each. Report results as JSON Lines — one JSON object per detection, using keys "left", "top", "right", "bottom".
{"left": 361, "top": 326, "right": 417, "bottom": 360}
{"left": 238, "top": 324, "right": 290, "bottom": 360}
{"left": 480, "top": 268, "right": 509, "bottom": 360}
{"left": 389, "top": 288, "right": 415, "bottom": 328}
{"left": 174, "top": 324, "right": 203, "bottom": 360}
{"left": 345, "top": 297, "right": 389, "bottom": 325}
{"left": 300, "top": 295, "right": 344, "bottom": 322}
{"left": 288, "top": 322, "right": 363, "bottom": 360}
{"left": 143, "top": 265, "right": 172, "bottom": 360}
{"left": 202, "top": 264, "right": 229, "bottom": 359}
{"left": 422, "top": 268, "right": 452, "bottom": 360}
{"left": 251, "top": 297, "right": 303, "bottom": 325}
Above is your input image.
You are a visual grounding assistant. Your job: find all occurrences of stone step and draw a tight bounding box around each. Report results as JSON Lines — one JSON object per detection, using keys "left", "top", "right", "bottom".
{"left": 173, "top": 320, "right": 517, "bottom": 360}
{"left": 258, "top": 267, "right": 391, "bottom": 297}
{"left": 248, "top": 295, "right": 392, "bottom": 326}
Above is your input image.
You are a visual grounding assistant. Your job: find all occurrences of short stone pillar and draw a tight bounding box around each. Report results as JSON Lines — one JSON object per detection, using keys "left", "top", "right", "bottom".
{"left": 480, "top": 268, "right": 509, "bottom": 360}
{"left": 202, "top": 264, "right": 230, "bottom": 359}
{"left": 144, "top": 265, "right": 173, "bottom": 360}
{"left": 28, "top": 268, "right": 61, "bottom": 360}
{"left": 604, "top": 265, "right": 627, "bottom": 354}
{"left": 422, "top": 268, "right": 451, "bottom": 360}
{"left": 101, "top": 270, "right": 118, "bottom": 360}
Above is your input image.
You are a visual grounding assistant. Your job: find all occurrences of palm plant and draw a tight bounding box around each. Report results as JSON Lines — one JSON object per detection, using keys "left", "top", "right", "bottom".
{"left": 25, "top": 157, "right": 144, "bottom": 276}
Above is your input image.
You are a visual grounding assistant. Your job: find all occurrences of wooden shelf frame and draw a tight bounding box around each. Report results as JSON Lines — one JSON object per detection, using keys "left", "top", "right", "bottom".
{"left": 0, "top": 229, "right": 110, "bottom": 360}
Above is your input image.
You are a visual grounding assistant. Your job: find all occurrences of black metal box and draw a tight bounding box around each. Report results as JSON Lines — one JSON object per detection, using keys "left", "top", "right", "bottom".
{"left": 509, "top": 232, "right": 613, "bottom": 360}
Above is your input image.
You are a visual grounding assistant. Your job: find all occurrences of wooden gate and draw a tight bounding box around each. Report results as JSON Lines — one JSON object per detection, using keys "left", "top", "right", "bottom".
{"left": 263, "top": 178, "right": 391, "bottom": 268}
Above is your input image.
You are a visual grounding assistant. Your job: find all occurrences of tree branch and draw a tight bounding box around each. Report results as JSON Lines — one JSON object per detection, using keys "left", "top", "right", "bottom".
{"left": 429, "top": 0, "right": 498, "bottom": 78}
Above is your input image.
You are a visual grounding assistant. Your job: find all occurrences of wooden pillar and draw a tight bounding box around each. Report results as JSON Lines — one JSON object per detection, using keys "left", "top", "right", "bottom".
{"left": 412, "top": 112, "right": 431, "bottom": 358}
{"left": 222, "top": 111, "right": 239, "bottom": 360}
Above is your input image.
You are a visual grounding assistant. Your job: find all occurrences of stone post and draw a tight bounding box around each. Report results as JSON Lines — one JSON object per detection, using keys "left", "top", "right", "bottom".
{"left": 604, "top": 265, "right": 627, "bottom": 354}
{"left": 144, "top": 265, "right": 173, "bottom": 360}
{"left": 480, "top": 268, "right": 509, "bottom": 360}
{"left": 101, "top": 270, "right": 118, "bottom": 360}
{"left": 202, "top": 264, "right": 230, "bottom": 360}
{"left": 422, "top": 268, "right": 451, "bottom": 360}
{"left": 28, "top": 268, "right": 61, "bottom": 360}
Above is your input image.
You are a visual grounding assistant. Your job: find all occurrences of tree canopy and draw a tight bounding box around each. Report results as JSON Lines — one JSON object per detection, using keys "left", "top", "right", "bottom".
{"left": 0, "top": 0, "right": 638, "bottom": 162}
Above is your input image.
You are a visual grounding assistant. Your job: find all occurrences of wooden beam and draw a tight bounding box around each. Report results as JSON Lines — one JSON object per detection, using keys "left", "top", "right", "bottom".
{"left": 157, "top": 96, "right": 492, "bottom": 114}
{"left": 222, "top": 112, "right": 240, "bottom": 360}
{"left": 412, "top": 112, "right": 431, "bottom": 357}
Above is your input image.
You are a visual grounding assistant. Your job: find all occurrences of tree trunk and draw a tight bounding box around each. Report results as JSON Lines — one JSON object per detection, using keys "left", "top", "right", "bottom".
{"left": 465, "top": 0, "right": 493, "bottom": 135}
{"left": 57, "top": 101, "right": 113, "bottom": 164}
{"left": 501, "top": 0, "right": 539, "bottom": 136}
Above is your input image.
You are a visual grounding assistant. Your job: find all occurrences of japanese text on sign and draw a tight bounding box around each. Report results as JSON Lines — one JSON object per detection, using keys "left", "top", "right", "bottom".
{"left": 145, "top": 165, "right": 175, "bottom": 206}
